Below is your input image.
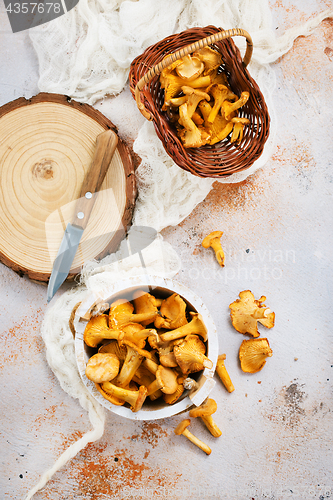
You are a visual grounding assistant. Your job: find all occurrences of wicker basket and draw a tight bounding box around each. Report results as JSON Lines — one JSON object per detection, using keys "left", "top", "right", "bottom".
{"left": 129, "top": 26, "right": 270, "bottom": 178}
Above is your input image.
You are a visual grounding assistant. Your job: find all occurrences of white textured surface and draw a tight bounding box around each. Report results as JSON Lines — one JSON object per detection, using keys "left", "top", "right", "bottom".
{"left": 1, "top": 2, "right": 333, "bottom": 500}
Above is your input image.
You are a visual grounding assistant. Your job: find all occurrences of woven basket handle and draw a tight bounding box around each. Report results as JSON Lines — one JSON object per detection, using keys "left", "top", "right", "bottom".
{"left": 134, "top": 28, "right": 253, "bottom": 120}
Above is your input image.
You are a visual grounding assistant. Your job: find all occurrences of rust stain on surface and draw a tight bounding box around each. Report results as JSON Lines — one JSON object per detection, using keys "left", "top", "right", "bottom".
{"left": 33, "top": 403, "right": 65, "bottom": 431}
{"left": 0, "top": 309, "right": 43, "bottom": 368}
{"left": 129, "top": 421, "right": 169, "bottom": 448}
{"left": 39, "top": 440, "right": 182, "bottom": 499}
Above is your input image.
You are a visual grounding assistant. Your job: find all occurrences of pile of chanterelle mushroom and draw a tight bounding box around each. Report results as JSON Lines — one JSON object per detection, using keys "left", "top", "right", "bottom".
{"left": 83, "top": 290, "right": 213, "bottom": 413}
{"left": 81, "top": 230, "right": 275, "bottom": 455}
{"left": 160, "top": 47, "right": 250, "bottom": 148}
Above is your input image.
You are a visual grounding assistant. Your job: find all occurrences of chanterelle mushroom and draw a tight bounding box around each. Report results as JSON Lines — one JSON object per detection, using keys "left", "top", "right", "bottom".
{"left": 206, "top": 84, "right": 237, "bottom": 124}
{"left": 83, "top": 315, "right": 121, "bottom": 348}
{"left": 189, "top": 398, "right": 222, "bottom": 437}
{"left": 202, "top": 231, "right": 225, "bottom": 267}
{"left": 178, "top": 103, "right": 211, "bottom": 148}
{"left": 175, "top": 55, "right": 205, "bottom": 81}
{"left": 173, "top": 334, "right": 212, "bottom": 375}
{"left": 229, "top": 290, "right": 275, "bottom": 337}
{"left": 109, "top": 299, "right": 157, "bottom": 328}
{"left": 239, "top": 337, "right": 273, "bottom": 373}
{"left": 99, "top": 382, "right": 148, "bottom": 412}
{"left": 199, "top": 100, "right": 234, "bottom": 145}
{"left": 133, "top": 291, "right": 159, "bottom": 326}
{"left": 146, "top": 365, "right": 179, "bottom": 395}
{"left": 174, "top": 419, "right": 211, "bottom": 455}
{"left": 114, "top": 340, "right": 153, "bottom": 388}
{"left": 193, "top": 47, "right": 223, "bottom": 75}
{"left": 159, "top": 312, "right": 208, "bottom": 343}
{"left": 230, "top": 117, "right": 250, "bottom": 144}
{"left": 85, "top": 353, "right": 120, "bottom": 384}
{"left": 216, "top": 354, "right": 235, "bottom": 393}
{"left": 154, "top": 293, "right": 188, "bottom": 330}
{"left": 222, "top": 91, "right": 250, "bottom": 120}
{"left": 181, "top": 86, "right": 210, "bottom": 119}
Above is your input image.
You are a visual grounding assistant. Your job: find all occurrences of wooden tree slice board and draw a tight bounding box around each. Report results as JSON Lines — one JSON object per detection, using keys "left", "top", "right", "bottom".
{"left": 0, "top": 93, "right": 137, "bottom": 282}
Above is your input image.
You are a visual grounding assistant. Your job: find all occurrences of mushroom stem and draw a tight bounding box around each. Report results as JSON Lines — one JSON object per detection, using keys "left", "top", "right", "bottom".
{"left": 200, "top": 415, "right": 222, "bottom": 438}
{"left": 210, "top": 241, "right": 225, "bottom": 267}
{"left": 216, "top": 354, "right": 235, "bottom": 393}
{"left": 159, "top": 313, "right": 207, "bottom": 343}
{"left": 202, "top": 231, "right": 225, "bottom": 267}
{"left": 252, "top": 308, "right": 271, "bottom": 320}
{"left": 182, "top": 428, "right": 211, "bottom": 454}
{"left": 174, "top": 420, "right": 211, "bottom": 455}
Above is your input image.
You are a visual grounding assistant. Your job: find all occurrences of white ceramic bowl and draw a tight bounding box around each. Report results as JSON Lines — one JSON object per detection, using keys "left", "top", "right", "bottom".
{"left": 74, "top": 275, "right": 218, "bottom": 420}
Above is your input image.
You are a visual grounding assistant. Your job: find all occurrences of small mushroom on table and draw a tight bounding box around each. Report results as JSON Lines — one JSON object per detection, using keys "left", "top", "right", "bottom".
{"left": 202, "top": 231, "right": 225, "bottom": 267}
{"left": 239, "top": 338, "right": 273, "bottom": 373}
{"left": 189, "top": 398, "right": 222, "bottom": 437}
{"left": 229, "top": 290, "right": 275, "bottom": 337}
{"left": 174, "top": 419, "right": 211, "bottom": 455}
{"left": 216, "top": 354, "right": 235, "bottom": 393}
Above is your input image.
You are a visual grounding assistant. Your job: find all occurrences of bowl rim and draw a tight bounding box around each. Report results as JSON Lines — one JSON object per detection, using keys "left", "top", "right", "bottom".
{"left": 74, "top": 275, "right": 219, "bottom": 420}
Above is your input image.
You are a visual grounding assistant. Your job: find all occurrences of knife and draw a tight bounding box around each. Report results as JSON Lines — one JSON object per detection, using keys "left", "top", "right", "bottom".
{"left": 47, "top": 129, "right": 118, "bottom": 303}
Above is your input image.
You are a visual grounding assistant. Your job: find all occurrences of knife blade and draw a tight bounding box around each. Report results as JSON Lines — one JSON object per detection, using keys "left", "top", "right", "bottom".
{"left": 47, "top": 129, "right": 118, "bottom": 302}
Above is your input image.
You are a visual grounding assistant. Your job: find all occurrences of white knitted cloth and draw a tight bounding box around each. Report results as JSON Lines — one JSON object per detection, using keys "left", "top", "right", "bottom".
{"left": 26, "top": 2, "right": 333, "bottom": 498}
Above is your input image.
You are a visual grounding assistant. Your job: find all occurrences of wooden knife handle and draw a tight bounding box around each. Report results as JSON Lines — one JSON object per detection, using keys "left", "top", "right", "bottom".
{"left": 72, "top": 129, "right": 118, "bottom": 230}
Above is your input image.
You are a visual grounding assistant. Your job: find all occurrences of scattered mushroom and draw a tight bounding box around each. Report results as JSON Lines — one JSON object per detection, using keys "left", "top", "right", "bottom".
{"left": 174, "top": 419, "right": 211, "bottom": 455}
{"left": 85, "top": 353, "right": 120, "bottom": 384}
{"left": 173, "top": 334, "right": 213, "bottom": 375}
{"left": 229, "top": 290, "right": 275, "bottom": 337}
{"left": 202, "top": 231, "right": 225, "bottom": 267}
{"left": 189, "top": 398, "right": 222, "bottom": 437}
{"left": 215, "top": 354, "right": 235, "bottom": 393}
{"left": 239, "top": 338, "right": 273, "bottom": 373}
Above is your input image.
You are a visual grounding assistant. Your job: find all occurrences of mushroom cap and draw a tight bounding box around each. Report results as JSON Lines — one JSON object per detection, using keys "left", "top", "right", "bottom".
{"left": 174, "top": 418, "right": 191, "bottom": 435}
{"left": 154, "top": 293, "right": 188, "bottom": 330}
{"left": 229, "top": 290, "right": 275, "bottom": 337}
{"left": 133, "top": 291, "right": 158, "bottom": 326}
{"left": 85, "top": 353, "right": 120, "bottom": 384}
{"left": 175, "top": 55, "right": 204, "bottom": 81}
{"left": 189, "top": 398, "right": 217, "bottom": 418}
{"left": 173, "top": 334, "right": 212, "bottom": 375}
{"left": 98, "top": 340, "right": 127, "bottom": 364}
{"left": 193, "top": 47, "right": 223, "bottom": 74}
{"left": 109, "top": 299, "right": 134, "bottom": 327}
{"left": 239, "top": 337, "right": 273, "bottom": 373}
{"left": 83, "top": 314, "right": 111, "bottom": 348}
{"left": 156, "top": 365, "right": 179, "bottom": 394}
{"left": 202, "top": 231, "right": 223, "bottom": 248}
{"left": 163, "top": 383, "right": 184, "bottom": 404}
